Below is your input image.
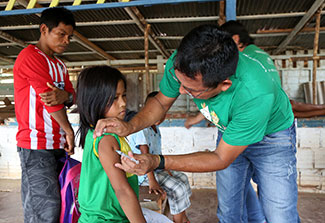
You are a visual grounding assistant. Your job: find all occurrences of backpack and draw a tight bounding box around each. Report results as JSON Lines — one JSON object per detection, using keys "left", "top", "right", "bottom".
{"left": 58, "top": 155, "right": 82, "bottom": 223}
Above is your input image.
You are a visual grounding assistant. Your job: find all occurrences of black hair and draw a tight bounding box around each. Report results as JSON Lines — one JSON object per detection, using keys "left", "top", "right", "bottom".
{"left": 40, "top": 7, "right": 76, "bottom": 32}
{"left": 76, "top": 65, "right": 126, "bottom": 148}
{"left": 174, "top": 24, "right": 239, "bottom": 88}
{"left": 124, "top": 91, "right": 158, "bottom": 122}
{"left": 220, "top": 20, "right": 254, "bottom": 47}
{"left": 124, "top": 109, "right": 137, "bottom": 122}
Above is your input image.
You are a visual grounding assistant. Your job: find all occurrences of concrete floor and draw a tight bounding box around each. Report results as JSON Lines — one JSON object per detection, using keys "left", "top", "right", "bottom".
{"left": 1, "top": 179, "right": 325, "bottom": 223}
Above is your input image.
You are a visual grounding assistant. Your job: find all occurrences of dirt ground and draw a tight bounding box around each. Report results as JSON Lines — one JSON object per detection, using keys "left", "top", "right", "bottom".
{"left": 1, "top": 179, "right": 325, "bottom": 223}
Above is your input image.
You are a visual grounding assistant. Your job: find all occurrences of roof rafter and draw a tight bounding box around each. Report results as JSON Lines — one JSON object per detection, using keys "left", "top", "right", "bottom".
{"left": 273, "top": 0, "right": 325, "bottom": 54}
{"left": 14, "top": 0, "right": 116, "bottom": 60}
{"left": 123, "top": 6, "right": 170, "bottom": 59}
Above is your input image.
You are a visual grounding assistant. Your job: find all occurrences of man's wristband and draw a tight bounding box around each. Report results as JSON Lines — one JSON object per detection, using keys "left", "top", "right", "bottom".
{"left": 155, "top": 154, "right": 165, "bottom": 170}
{"left": 64, "top": 92, "right": 74, "bottom": 108}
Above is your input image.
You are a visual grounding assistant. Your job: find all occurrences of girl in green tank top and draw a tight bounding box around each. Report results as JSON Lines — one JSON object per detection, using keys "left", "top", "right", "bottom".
{"left": 76, "top": 66, "right": 145, "bottom": 223}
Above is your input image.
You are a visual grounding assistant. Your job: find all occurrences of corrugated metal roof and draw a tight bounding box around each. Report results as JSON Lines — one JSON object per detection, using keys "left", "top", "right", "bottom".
{"left": 0, "top": 0, "right": 324, "bottom": 67}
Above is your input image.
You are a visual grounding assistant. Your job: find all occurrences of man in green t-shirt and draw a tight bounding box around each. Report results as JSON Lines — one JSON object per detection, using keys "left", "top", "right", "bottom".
{"left": 95, "top": 24, "right": 300, "bottom": 223}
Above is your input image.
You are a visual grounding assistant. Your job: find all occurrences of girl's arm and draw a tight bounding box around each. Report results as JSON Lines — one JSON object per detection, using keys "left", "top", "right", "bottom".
{"left": 98, "top": 135, "right": 146, "bottom": 223}
{"left": 138, "top": 145, "right": 165, "bottom": 195}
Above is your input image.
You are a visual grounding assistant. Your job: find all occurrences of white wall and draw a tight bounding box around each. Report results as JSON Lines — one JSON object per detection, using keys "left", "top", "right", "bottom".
{"left": 1, "top": 122, "right": 325, "bottom": 193}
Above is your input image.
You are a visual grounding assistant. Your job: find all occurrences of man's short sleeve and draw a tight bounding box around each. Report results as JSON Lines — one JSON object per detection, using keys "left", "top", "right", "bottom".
{"left": 159, "top": 51, "right": 180, "bottom": 98}
{"left": 222, "top": 94, "right": 274, "bottom": 146}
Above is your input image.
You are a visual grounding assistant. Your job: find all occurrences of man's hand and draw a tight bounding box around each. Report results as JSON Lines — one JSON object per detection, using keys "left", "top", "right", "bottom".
{"left": 64, "top": 132, "right": 75, "bottom": 155}
{"left": 114, "top": 151, "right": 160, "bottom": 175}
{"left": 94, "top": 117, "right": 132, "bottom": 138}
{"left": 39, "top": 82, "right": 69, "bottom": 106}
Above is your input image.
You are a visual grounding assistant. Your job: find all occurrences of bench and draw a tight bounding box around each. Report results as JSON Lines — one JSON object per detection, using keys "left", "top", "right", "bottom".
{"left": 139, "top": 186, "right": 168, "bottom": 215}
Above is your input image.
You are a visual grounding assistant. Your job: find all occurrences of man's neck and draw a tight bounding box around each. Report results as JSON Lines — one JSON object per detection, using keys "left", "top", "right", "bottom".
{"left": 35, "top": 40, "right": 54, "bottom": 58}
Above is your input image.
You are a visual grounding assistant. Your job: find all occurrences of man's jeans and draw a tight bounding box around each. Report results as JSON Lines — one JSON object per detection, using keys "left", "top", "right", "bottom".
{"left": 17, "top": 147, "right": 65, "bottom": 223}
{"left": 216, "top": 123, "right": 300, "bottom": 223}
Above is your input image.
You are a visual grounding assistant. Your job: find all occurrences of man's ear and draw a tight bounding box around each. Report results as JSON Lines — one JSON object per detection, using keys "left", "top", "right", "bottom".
{"left": 220, "top": 79, "right": 232, "bottom": 92}
{"left": 232, "top": 35, "right": 240, "bottom": 45}
{"left": 232, "top": 34, "right": 245, "bottom": 51}
{"left": 39, "top": 24, "right": 48, "bottom": 35}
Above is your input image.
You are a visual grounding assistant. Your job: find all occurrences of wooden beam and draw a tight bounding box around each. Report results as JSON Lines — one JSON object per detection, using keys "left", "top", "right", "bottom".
{"left": 0, "top": 30, "right": 28, "bottom": 48}
{"left": 257, "top": 27, "right": 325, "bottom": 34}
{"left": 124, "top": 6, "right": 170, "bottom": 59}
{"left": 273, "top": 0, "right": 325, "bottom": 54}
{"left": 312, "top": 8, "right": 322, "bottom": 104}
{"left": 144, "top": 24, "right": 150, "bottom": 95}
{"left": 72, "top": 31, "right": 116, "bottom": 60}
{"left": 0, "top": 56, "right": 15, "bottom": 63}
{"left": 15, "top": 0, "right": 116, "bottom": 61}
{"left": 218, "top": 1, "right": 225, "bottom": 26}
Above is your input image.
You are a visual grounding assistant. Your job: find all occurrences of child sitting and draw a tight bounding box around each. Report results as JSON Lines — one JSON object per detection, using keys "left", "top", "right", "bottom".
{"left": 127, "top": 91, "right": 192, "bottom": 223}
{"left": 76, "top": 66, "right": 172, "bottom": 223}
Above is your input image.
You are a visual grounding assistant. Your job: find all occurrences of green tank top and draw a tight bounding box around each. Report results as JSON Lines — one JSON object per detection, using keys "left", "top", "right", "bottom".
{"left": 78, "top": 130, "right": 139, "bottom": 223}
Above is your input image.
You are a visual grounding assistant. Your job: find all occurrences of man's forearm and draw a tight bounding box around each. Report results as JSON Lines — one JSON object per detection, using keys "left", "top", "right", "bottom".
{"left": 50, "top": 108, "right": 73, "bottom": 135}
{"left": 161, "top": 140, "right": 247, "bottom": 172}
{"left": 163, "top": 152, "right": 227, "bottom": 172}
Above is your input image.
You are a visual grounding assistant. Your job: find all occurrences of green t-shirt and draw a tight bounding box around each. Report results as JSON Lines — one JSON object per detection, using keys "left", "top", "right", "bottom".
{"left": 243, "top": 44, "right": 281, "bottom": 86}
{"left": 78, "top": 130, "right": 139, "bottom": 223}
{"left": 159, "top": 50, "right": 294, "bottom": 146}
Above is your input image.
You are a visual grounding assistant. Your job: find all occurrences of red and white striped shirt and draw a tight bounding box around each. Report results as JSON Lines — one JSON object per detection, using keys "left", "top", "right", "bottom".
{"left": 14, "top": 45, "right": 75, "bottom": 150}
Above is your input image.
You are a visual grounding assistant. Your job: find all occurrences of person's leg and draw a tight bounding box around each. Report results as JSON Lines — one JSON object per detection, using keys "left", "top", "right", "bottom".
{"left": 215, "top": 132, "right": 252, "bottom": 223}
{"left": 290, "top": 100, "right": 325, "bottom": 117}
{"left": 155, "top": 171, "right": 192, "bottom": 223}
{"left": 18, "top": 147, "right": 65, "bottom": 223}
{"left": 290, "top": 100, "right": 325, "bottom": 112}
{"left": 247, "top": 123, "right": 300, "bottom": 223}
{"left": 246, "top": 183, "right": 266, "bottom": 223}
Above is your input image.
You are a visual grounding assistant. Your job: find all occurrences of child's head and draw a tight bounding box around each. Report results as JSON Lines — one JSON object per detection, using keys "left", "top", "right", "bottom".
{"left": 77, "top": 65, "right": 127, "bottom": 147}
{"left": 145, "top": 91, "right": 166, "bottom": 125}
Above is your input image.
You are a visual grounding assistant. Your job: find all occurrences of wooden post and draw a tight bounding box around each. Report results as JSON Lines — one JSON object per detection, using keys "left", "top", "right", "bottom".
{"left": 144, "top": 24, "right": 151, "bottom": 96}
{"left": 312, "top": 9, "right": 321, "bottom": 104}
{"left": 218, "top": 1, "right": 226, "bottom": 26}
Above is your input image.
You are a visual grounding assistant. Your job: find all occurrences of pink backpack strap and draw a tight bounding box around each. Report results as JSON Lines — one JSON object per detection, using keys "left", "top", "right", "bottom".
{"left": 59, "top": 162, "right": 81, "bottom": 223}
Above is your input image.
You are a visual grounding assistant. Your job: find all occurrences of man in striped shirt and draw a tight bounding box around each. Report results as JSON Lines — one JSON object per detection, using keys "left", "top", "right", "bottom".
{"left": 13, "top": 7, "right": 76, "bottom": 223}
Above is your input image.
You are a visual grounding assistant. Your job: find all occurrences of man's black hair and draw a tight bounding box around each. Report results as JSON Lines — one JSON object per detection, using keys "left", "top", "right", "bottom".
{"left": 40, "top": 7, "right": 76, "bottom": 31}
{"left": 174, "top": 24, "right": 239, "bottom": 88}
{"left": 220, "top": 20, "right": 254, "bottom": 47}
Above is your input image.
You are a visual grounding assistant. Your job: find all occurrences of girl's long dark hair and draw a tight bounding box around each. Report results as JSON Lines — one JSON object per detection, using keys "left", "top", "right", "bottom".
{"left": 76, "top": 65, "right": 126, "bottom": 148}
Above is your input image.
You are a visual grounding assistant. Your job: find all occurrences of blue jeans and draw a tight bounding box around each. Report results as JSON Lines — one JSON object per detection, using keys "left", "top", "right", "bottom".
{"left": 246, "top": 183, "right": 265, "bottom": 223}
{"left": 216, "top": 123, "right": 300, "bottom": 223}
